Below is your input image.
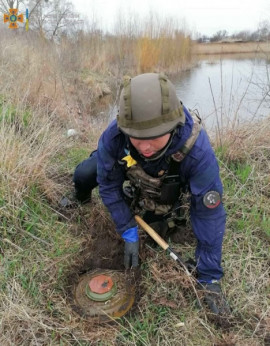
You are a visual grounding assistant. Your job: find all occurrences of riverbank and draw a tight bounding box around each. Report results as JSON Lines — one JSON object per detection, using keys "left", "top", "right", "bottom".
{"left": 194, "top": 41, "right": 270, "bottom": 56}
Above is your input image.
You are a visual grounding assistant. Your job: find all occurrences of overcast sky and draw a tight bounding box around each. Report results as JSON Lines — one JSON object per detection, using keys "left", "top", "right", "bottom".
{"left": 71, "top": 0, "right": 269, "bottom": 37}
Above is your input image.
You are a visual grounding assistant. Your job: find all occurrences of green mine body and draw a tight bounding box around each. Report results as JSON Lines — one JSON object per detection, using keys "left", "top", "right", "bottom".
{"left": 74, "top": 269, "right": 135, "bottom": 320}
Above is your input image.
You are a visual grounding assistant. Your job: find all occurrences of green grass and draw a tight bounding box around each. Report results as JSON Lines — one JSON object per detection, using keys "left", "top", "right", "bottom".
{"left": 54, "top": 147, "right": 90, "bottom": 174}
{"left": 0, "top": 190, "right": 81, "bottom": 287}
{"left": 0, "top": 89, "right": 269, "bottom": 345}
{"left": 0, "top": 99, "right": 32, "bottom": 128}
{"left": 119, "top": 305, "right": 173, "bottom": 345}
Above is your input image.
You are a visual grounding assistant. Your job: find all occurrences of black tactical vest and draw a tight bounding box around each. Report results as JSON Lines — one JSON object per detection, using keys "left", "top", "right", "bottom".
{"left": 122, "top": 110, "right": 202, "bottom": 215}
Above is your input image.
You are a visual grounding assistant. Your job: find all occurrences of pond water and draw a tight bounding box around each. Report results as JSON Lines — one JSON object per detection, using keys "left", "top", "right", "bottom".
{"left": 106, "top": 55, "right": 270, "bottom": 132}
{"left": 172, "top": 56, "right": 270, "bottom": 131}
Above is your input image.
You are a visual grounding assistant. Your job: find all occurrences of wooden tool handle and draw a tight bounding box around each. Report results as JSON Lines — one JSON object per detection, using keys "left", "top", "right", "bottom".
{"left": 135, "top": 215, "right": 169, "bottom": 250}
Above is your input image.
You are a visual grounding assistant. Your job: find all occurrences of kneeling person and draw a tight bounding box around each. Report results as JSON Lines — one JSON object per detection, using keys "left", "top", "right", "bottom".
{"left": 73, "top": 73, "right": 229, "bottom": 315}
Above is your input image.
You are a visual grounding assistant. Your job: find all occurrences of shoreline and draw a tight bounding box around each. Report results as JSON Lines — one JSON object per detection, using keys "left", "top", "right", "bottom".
{"left": 193, "top": 41, "right": 270, "bottom": 56}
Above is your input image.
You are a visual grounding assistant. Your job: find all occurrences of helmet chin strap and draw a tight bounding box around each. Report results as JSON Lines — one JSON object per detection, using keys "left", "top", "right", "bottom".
{"left": 139, "top": 130, "right": 176, "bottom": 162}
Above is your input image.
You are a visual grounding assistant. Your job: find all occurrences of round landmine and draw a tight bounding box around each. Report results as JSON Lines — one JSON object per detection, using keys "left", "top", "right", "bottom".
{"left": 74, "top": 269, "right": 135, "bottom": 320}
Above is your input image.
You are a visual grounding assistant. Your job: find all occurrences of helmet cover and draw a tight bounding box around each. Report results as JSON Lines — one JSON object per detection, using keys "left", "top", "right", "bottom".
{"left": 117, "top": 73, "right": 185, "bottom": 139}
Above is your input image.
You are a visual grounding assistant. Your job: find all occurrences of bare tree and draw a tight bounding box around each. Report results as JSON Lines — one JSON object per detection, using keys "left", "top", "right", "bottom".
{"left": 1, "top": 0, "right": 81, "bottom": 39}
{"left": 210, "top": 30, "right": 228, "bottom": 42}
{"left": 257, "top": 20, "right": 270, "bottom": 41}
{"left": 32, "top": 0, "right": 81, "bottom": 39}
{"left": 0, "top": 0, "right": 24, "bottom": 12}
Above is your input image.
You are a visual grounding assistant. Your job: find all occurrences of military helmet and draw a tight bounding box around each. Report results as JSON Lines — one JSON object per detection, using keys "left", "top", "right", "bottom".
{"left": 117, "top": 73, "right": 185, "bottom": 139}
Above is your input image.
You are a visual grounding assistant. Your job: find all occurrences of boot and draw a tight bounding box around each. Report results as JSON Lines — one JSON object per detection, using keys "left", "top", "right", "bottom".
{"left": 198, "top": 281, "right": 231, "bottom": 315}
{"left": 59, "top": 189, "right": 91, "bottom": 208}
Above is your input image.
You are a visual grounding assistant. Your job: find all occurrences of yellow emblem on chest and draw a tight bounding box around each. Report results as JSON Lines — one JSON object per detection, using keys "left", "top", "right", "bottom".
{"left": 122, "top": 155, "right": 137, "bottom": 167}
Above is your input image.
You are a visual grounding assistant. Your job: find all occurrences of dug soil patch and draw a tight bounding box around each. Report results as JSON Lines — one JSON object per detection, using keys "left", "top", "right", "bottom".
{"left": 61, "top": 200, "right": 141, "bottom": 322}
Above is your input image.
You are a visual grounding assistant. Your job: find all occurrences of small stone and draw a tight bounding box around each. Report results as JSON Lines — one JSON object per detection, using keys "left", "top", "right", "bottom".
{"left": 67, "top": 129, "right": 78, "bottom": 137}
{"left": 175, "top": 322, "right": 185, "bottom": 328}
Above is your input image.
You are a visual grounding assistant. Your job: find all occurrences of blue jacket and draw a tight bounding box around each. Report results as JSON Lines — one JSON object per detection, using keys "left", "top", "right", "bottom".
{"left": 96, "top": 107, "right": 226, "bottom": 282}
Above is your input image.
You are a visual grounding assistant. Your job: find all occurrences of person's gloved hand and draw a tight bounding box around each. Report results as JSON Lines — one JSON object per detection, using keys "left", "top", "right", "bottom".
{"left": 122, "top": 226, "right": 139, "bottom": 269}
{"left": 198, "top": 281, "right": 231, "bottom": 315}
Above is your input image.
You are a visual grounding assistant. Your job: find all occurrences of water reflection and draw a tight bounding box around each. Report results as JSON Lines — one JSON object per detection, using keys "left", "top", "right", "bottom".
{"left": 172, "top": 56, "right": 270, "bottom": 131}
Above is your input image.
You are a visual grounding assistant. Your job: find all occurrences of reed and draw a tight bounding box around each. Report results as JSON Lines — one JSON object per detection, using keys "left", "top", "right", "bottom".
{"left": 194, "top": 41, "right": 270, "bottom": 55}
{"left": 0, "top": 12, "right": 192, "bottom": 125}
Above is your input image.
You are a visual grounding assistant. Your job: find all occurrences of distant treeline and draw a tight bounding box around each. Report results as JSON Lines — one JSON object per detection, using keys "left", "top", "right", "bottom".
{"left": 197, "top": 20, "right": 270, "bottom": 43}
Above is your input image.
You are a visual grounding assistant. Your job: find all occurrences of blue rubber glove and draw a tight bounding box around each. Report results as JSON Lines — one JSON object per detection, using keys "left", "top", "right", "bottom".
{"left": 122, "top": 226, "right": 139, "bottom": 269}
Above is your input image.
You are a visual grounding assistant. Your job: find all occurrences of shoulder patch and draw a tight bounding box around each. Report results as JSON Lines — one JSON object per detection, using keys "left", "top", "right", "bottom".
{"left": 203, "top": 191, "right": 221, "bottom": 209}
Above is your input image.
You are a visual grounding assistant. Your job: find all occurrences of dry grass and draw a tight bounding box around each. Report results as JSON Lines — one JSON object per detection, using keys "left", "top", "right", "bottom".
{"left": 194, "top": 41, "right": 270, "bottom": 56}
{"left": 137, "top": 37, "right": 161, "bottom": 73}
{"left": 135, "top": 16, "right": 193, "bottom": 73}
{"left": 0, "top": 23, "right": 192, "bottom": 129}
{"left": 0, "top": 27, "right": 269, "bottom": 345}
{"left": 0, "top": 31, "right": 114, "bottom": 131}
{"left": 0, "top": 98, "right": 110, "bottom": 344}
{"left": 214, "top": 119, "right": 270, "bottom": 345}
{"left": 218, "top": 117, "right": 270, "bottom": 162}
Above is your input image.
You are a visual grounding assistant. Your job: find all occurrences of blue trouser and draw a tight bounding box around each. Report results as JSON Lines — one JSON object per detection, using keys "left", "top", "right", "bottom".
{"left": 73, "top": 151, "right": 98, "bottom": 201}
